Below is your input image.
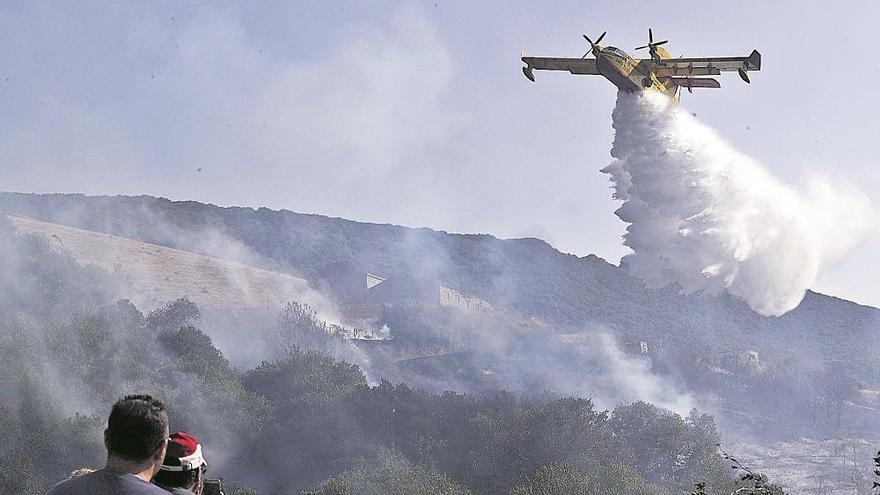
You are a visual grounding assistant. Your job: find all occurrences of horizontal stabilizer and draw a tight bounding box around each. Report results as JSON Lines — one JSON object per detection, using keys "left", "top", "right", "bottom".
{"left": 670, "top": 77, "right": 721, "bottom": 89}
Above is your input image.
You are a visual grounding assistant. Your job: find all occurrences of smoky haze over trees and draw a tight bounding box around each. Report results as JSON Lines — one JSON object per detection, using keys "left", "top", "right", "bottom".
{"left": 2, "top": 193, "right": 878, "bottom": 418}
{"left": 1, "top": 194, "right": 879, "bottom": 493}
{"left": 0, "top": 217, "right": 737, "bottom": 494}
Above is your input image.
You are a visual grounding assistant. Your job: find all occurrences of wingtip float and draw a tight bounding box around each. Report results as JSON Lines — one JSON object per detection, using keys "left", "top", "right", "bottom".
{"left": 521, "top": 29, "right": 761, "bottom": 101}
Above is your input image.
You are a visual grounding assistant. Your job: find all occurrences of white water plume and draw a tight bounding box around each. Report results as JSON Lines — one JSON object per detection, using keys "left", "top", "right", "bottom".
{"left": 602, "top": 91, "right": 872, "bottom": 316}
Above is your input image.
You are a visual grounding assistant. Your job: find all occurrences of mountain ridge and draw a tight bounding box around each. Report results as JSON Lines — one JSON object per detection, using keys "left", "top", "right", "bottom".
{"left": 0, "top": 191, "right": 877, "bottom": 378}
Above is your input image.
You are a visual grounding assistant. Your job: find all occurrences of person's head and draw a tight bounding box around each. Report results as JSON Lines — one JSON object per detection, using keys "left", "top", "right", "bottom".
{"left": 104, "top": 394, "right": 169, "bottom": 477}
{"left": 152, "top": 431, "right": 208, "bottom": 494}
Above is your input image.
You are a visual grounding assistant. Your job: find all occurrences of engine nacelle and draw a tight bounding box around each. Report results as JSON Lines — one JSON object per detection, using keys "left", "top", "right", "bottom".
{"left": 523, "top": 66, "right": 535, "bottom": 82}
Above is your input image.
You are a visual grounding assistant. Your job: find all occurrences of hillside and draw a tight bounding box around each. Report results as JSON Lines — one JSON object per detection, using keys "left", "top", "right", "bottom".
{"left": 6, "top": 213, "right": 319, "bottom": 311}
{"left": 1, "top": 192, "right": 877, "bottom": 374}
{"left": 4, "top": 193, "right": 880, "bottom": 422}
{"left": 0, "top": 217, "right": 743, "bottom": 495}
{"left": 5, "top": 192, "right": 880, "bottom": 494}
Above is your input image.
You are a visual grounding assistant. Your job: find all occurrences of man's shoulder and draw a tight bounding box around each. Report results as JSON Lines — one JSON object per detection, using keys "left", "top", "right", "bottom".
{"left": 46, "top": 472, "right": 95, "bottom": 495}
{"left": 47, "top": 469, "right": 170, "bottom": 495}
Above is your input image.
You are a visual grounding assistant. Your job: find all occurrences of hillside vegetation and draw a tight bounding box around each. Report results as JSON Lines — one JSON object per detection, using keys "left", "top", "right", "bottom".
{"left": 0, "top": 216, "right": 745, "bottom": 495}
{"left": 2, "top": 193, "right": 879, "bottom": 435}
{"left": 1, "top": 193, "right": 876, "bottom": 357}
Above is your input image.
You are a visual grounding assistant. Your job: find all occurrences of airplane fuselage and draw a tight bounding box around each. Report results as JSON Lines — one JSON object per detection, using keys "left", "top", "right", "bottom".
{"left": 594, "top": 45, "right": 677, "bottom": 100}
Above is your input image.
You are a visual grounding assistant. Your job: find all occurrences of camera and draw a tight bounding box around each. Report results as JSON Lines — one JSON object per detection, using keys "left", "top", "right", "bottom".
{"left": 203, "top": 478, "right": 224, "bottom": 495}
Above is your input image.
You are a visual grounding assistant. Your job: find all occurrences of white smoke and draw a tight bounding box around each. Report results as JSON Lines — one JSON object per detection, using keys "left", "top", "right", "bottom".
{"left": 602, "top": 91, "right": 872, "bottom": 316}
{"left": 551, "top": 333, "right": 696, "bottom": 415}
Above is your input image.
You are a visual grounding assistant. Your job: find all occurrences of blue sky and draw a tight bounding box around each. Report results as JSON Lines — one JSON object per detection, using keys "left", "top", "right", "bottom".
{"left": 1, "top": 1, "right": 878, "bottom": 307}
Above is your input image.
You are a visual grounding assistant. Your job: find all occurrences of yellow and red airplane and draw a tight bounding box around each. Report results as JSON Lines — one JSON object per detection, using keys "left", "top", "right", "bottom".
{"left": 521, "top": 29, "right": 761, "bottom": 101}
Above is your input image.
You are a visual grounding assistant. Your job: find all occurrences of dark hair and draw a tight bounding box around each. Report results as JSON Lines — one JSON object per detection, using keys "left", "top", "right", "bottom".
{"left": 153, "top": 466, "right": 202, "bottom": 490}
{"left": 105, "top": 394, "right": 169, "bottom": 462}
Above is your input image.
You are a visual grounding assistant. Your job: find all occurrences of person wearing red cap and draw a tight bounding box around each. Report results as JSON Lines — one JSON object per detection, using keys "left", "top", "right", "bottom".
{"left": 152, "top": 432, "right": 209, "bottom": 495}
{"left": 47, "top": 394, "right": 171, "bottom": 495}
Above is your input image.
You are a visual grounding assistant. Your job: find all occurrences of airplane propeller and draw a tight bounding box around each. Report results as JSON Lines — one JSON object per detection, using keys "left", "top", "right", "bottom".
{"left": 581, "top": 31, "right": 606, "bottom": 58}
{"left": 635, "top": 28, "right": 668, "bottom": 60}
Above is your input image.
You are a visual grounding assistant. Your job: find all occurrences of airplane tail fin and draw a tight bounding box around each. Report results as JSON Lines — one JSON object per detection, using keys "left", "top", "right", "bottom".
{"left": 747, "top": 50, "right": 761, "bottom": 70}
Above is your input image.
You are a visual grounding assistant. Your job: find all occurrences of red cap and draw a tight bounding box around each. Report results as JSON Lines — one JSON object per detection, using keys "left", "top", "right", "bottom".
{"left": 160, "top": 432, "right": 207, "bottom": 472}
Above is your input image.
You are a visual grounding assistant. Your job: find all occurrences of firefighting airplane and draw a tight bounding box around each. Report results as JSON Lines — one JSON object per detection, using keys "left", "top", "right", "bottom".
{"left": 521, "top": 29, "right": 761, "bottom": 101}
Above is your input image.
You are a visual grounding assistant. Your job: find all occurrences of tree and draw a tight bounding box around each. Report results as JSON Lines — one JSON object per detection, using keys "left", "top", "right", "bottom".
{"left": 146, "top": 297, "right": 201, "bottom": 332}
{"left": 509, "top": 463, "right": 592, "bottom": 495}
{"left": 816, "top": 367, "right": 857, "bottom": 431}
{"left": 304, "top": 450, "right": 472, "bottom": 495}
{"left": 721, "top": 449, "right": 785, "bottom": 495}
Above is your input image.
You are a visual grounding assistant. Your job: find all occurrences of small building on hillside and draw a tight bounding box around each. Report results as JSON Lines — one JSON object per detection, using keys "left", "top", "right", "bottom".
{"left": 314, "top": 261, "right": 492, "bottom": 312}
{"left": 439, "top": 286, "right": 492, "bottom": 313}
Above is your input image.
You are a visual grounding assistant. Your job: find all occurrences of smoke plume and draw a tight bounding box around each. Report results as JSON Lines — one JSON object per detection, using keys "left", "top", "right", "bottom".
{"left": 602, "top": 91, "right": 872, "bottom": 316}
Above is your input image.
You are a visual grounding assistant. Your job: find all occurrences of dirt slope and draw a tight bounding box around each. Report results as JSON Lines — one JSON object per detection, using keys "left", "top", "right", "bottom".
{"left": 7, "top": 214, "right": 317, "bottom": 311}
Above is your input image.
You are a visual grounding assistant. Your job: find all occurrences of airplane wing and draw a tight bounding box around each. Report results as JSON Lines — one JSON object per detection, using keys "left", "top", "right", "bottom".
{"left": 521, "top": 56, "right": 600, "bottom": 81}
{"left": 652, "top": 50, "right": 761, "bottom": 78}
{"left": 668, "top": 77, "right": 721, "bottom": 88}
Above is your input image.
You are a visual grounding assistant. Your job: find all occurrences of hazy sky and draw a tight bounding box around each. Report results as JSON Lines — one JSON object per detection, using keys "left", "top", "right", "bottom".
{"left": 2, "top": 1, "right": 878, "bottom": 307}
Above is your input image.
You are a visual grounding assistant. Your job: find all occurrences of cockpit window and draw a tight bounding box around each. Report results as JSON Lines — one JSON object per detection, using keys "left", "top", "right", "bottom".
{"left": 603, "top": 47, "right": 627, "bottom": 57}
